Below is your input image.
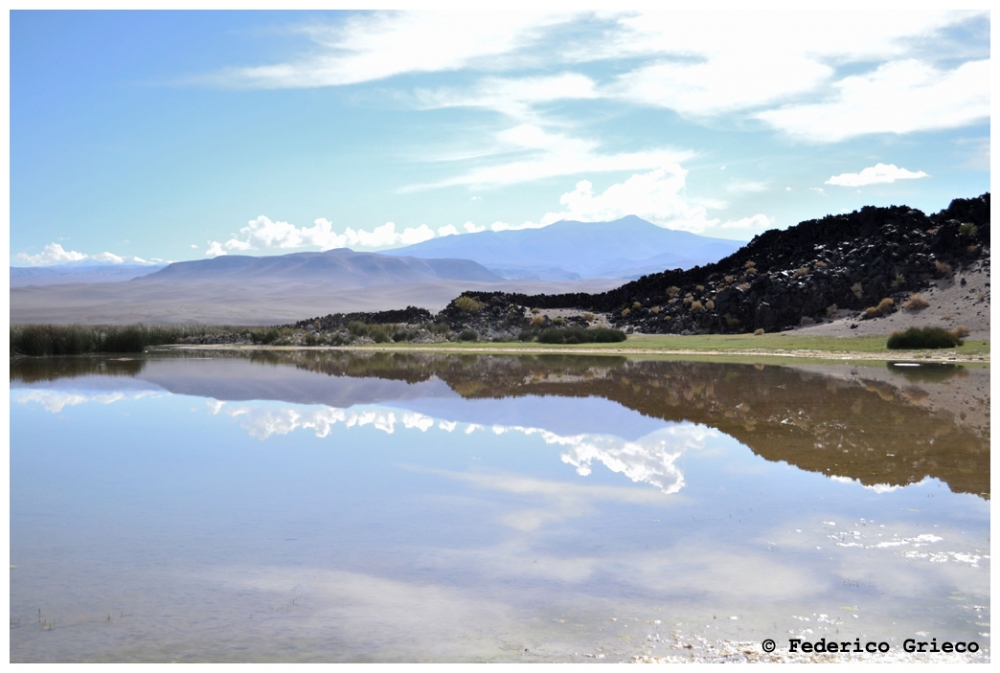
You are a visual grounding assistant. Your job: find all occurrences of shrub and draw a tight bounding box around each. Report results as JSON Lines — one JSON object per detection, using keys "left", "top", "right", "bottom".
{"left": 815, "top": 260, "right": 827, "bottom": 268}
{"left": 583, "top": 313, "right": 595, "bottom": 321}
{"left": 903, "top": 294, "right": 929, "bottom": 311}
{"left": 893, "top": 273, "right": 906, "bottom": 287}
{"left": 724, "top": 314, "right": 740, "bottom": 327}
{"left": 428, "top": 322, "right": 451, "bottom": 335}
{"left": 792, "top": 266, "right": 809, "bottom": 278}
{"left": 454, "top": 295, "right": 484, "bottom": 312}
{"left": 851, "top": 282, "right": 863, "bottom": 299}
{"left": 690, "top": 300, "right": 704, "bottom": 311}
{"left": 531, "top": 307, "right": 541, "bottom": 314}
{"left": 666, "top": 286, "right": 681, "bottom": 298}
{"left": 621, "top": 308, "right": 631, "bottom": 317}
{"left": 347, "top": 321, "right": 369, "bottom": 337}
{"left": 632, "top": 301, "right": 642, "bottom": 310}
{"left": 951, "top": 325, "right": 971, "bottom": 339}
{"left": 959, "top": 222, "right": 978, "bottom": 237}
{"left": 553, "top": 317, "right": 565, "bottom": 325}
{"left": 369, "top": 325, "right": 392, "bottom": 343}
{"left": 704, "top": 300, "right": 715, "bottom": 310}
{"left": 877, "top": 298, "right": 894, "bottom": 314}
{"left": 826, "top": 304, "right": 838, "bottom": 317}
{"left": 737, "top": 283, "right": 751, "bottom": 291}
{"left": 529, "top": 315, "right": 546, "bottom": 328}
{"left": 754, "top": 328, "right": 764, "bottom": 336}
{"left": 536, "top": 327, "right": 626, "bottom": 344}
{"left": 724, "top": 275, "right": 734, "bottom": 284}
{"left": 800, "top": 316, "right": 815, "bottom": 326}
{"left": 967, "top": 245, "right": 979, "bottom": 256}
{"left": 650, "top": 306, "right": 660, "bottom": 314}
{"left": 887, "top": 326, "right": 963, "bottom": 350}
{"left": 934, "top": 260, "right": 953, "bottom": 276}
{"left": 744, "top": 260, "right": 756, "bottom": 269}
{"left": 458, "top": 329, "right": 478, "bottom": 341}
{"left": 695, "top": 284, "right": 705, "bottom": 292}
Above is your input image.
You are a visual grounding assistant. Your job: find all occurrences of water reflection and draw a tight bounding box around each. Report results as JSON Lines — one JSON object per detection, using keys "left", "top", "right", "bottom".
{"left": 12, "top": 352, "right": 989, "bottom": 498}
{"left": 10, "top": 352, "right": 989, "bottom": 662}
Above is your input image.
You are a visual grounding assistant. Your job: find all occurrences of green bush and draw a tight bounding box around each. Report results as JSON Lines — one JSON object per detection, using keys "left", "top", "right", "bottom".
{"left": 458, "top": 329, "right": 478, "bottom": 341}
{"left": 536, "top": 326, "right": 626, "bottom": 344}
{"left": 887, "top": 326, "right": 964, "bottom": 350}
{"left": 453, "top": 295, "right": 484, "bottom": 312}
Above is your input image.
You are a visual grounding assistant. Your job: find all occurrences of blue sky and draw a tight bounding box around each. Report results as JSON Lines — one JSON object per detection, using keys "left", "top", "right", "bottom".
{"left": 10, "top": 9, "right": 990, "bottom": 266}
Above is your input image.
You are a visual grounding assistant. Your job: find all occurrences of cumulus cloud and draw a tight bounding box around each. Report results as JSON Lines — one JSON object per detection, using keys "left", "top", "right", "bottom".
{"left": 15, "top": 243, "right": 88, "bottom": 265}
{"left": 537, "top": 166, "right": 716, "bottom": 233}
{"left": 205, "top": 216, "right": 436, "bottom": 255}
{"left": 437, "top": 224, "right": 459, "bottom": 237}
{"left": 15, "top": 243, "right": 156, "bottom": 266}
{"left": 825, "top": 163, "right": 930, "bottom": 187}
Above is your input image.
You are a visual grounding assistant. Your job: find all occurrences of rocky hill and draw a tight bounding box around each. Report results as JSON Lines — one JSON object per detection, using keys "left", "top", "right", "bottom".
{"left": 455, "top": 194, "right": 990, "bottom": 335}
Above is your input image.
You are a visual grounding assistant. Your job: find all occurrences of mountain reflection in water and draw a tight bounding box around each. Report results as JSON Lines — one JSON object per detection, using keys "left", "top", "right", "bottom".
{"left": 12, "top": 351, "right": 989, "bottom": 499}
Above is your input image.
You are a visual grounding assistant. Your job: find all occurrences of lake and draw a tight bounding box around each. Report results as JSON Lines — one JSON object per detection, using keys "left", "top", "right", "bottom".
{"left": 9, "top": 351, "right": 990, "bottom": 662}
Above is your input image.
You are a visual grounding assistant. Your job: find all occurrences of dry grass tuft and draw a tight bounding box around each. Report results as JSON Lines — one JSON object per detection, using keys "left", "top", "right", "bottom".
{"left": 903, "top": 293, "right": 929, "bottom": 311}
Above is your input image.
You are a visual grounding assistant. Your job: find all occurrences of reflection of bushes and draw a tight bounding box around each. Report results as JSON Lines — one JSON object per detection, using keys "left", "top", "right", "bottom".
{"left": 887, "top": 326, "right": 963, "bottom": 349}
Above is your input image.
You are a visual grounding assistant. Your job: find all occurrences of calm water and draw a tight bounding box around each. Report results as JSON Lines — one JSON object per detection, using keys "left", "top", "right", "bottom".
{"left": 9, "top": 352, "right": 990, "bottom": 662}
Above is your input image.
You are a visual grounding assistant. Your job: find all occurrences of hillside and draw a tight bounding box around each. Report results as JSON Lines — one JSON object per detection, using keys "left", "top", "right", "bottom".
{"left": 452, "top": 194, "right": 990, "bottom": 335}
{"left": 139, "top": 247, "right": 502, "bottom": 285}
{"left": 382, "top": 215, "right": 743, "bottom": 280}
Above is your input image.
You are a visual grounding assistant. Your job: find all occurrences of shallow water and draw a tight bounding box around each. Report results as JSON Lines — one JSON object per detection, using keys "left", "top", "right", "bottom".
{"left": 9, "top": 352, "right": 990, "bottom": 662}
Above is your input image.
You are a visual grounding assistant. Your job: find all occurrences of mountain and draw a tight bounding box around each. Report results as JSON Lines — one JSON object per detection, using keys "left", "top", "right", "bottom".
{"left": 382, "top": 216, "right": 744, "bottom": 280}
{"left": 11, "top": 263, "right": 167, "bottom": 287}
{"left": 137, "top": 247, "right": 503, "bottom": 285}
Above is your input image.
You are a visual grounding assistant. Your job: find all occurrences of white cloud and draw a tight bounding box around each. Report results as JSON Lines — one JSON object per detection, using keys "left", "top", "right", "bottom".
{"left": 16, "top": 243, "right": 88, "bottom": 265}
{"left": 415, "top": 72, "right": 598, "bottom": 121}
{"left": 436, "top": 224, "right": 459, "bottom": 237}
{"left": 15, "top": 243, "right": 156, "bottom": 266}
{"left": 205, "top": 215, "right": 436, "bottom": 255}
{"left": 825, "top": 163, "right": 930, "bottom": 187}
{"left": 402, "top": 123, "right": 691, "bottom": 192}
{"left": 719, "top": 214, "right": 773, "bottom": 232}
{"left": 198, "top": 12, "right": 575, "bottom": 89}
{"left": 463, "top": 222, "right": 487, "bottom": 233}
{"left": 538, "top": 166, "right": 717, "bottom": 233}
{"left": 757, "top": 59, "right": 989, "bottom": 142}
{"left": 725, "top": 180, "right": 769, "bottom": 195}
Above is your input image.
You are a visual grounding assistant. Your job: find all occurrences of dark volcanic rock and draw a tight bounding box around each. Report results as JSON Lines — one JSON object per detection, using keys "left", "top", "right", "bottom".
{"left": 456, "top": 193, "right": 990, "bottom": 334}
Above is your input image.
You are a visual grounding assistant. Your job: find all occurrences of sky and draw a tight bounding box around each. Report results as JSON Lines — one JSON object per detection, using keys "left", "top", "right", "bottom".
{"left": 9, "top": 8, "right": 991, "bottom": 266}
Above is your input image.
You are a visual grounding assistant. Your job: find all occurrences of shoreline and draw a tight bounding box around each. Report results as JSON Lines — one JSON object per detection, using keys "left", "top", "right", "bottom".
{"left": 156, "top": 342, "right": 990, "bottom": 364}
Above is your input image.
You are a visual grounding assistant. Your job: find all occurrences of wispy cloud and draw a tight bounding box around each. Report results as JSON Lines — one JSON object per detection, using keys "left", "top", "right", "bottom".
{"left": 757, "top": 58, "right": 989, "bottom": 142}
{"left": 825, "top": 163, "right": 930, "bottom": 187}
{"left": 192, "top": 11, "right": 577, "bottom": 89}
{"left": 400, "top": 124, "right": 692, "bottom": 192}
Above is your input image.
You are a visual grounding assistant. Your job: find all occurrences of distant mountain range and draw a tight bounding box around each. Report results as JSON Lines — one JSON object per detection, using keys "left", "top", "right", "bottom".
{"left": 137, "top": 247, "right": 502, "bottom": 285}
{"left": 11, "top": 263, "right": 168, "bottom": 287}
{"left": 383, "top": 215, "right": 744, "bottom": 280}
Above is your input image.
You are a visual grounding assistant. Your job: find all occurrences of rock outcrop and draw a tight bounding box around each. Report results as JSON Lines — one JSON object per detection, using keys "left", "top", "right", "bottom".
{"left": 456, "top": 194, "right": 990, "bottom": 334}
